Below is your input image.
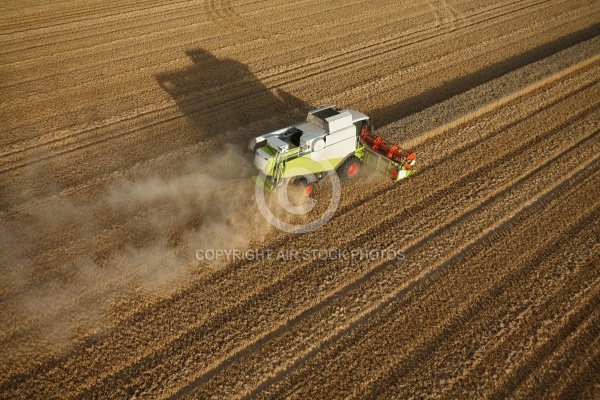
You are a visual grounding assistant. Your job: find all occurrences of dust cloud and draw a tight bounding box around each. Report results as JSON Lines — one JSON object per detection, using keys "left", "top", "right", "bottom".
{"left": 0, "top": 145, "right": 271, "bottom": 358}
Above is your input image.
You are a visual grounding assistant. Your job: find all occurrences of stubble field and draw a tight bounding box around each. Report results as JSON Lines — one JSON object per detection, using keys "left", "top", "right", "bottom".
{"left": 1, "top": 0, "right": 599, "bottom": 398}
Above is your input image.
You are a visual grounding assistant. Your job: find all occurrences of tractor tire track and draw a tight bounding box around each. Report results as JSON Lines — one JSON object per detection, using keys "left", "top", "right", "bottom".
{"left": 60, "top": 74, "right": 600, "bottom": 398}
{"left": 1, "top": 0, "right": 599, "bottom": 397}
{"left": 512, "top": 310, "right": 600, "bottom": 399}
{"left": 183, "top": 150, "right": 600, "bottom": 399}
{"left": 0, "top": 0, "right": 590, "bottom": 184}
{"left": 0, "top": 48, "right": 596, "bottom": 390}
{"left": 254, "top": 153, "right": 600, "bottom": 400}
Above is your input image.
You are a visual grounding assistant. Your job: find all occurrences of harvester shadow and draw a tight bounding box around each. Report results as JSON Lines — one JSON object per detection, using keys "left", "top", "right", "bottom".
{"left": 157, "top": 22, "right": 600, "bottom": 140}
{"left": 6, "top": 24, "right": 599, "bottom": 396}
{"left": 156, "top": 49, "right": 310, "bottom": 144}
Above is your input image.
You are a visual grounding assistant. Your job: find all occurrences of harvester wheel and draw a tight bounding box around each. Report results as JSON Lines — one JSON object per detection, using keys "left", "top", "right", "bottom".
{"left": 291, "top": 177, "right": 316, "bottom": 197}
{"left": 304, "top": 182, "right": 315, "bottom": 197}
{"left": 338, "top": 156, "right": 361, "bottom": 180}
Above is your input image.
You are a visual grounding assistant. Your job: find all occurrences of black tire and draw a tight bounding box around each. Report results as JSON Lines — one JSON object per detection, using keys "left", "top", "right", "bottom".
{"left": 338, "top": 156, "right": 361, "bottom": 180}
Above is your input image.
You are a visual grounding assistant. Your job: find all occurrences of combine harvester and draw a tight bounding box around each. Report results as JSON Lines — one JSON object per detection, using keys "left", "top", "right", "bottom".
{"left": 248, "top": 105, "right": 416, "bottom": 196}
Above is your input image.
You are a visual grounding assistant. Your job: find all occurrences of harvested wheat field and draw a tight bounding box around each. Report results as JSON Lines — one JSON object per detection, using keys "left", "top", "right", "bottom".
{"left": 1, "top": 0, "right": 599, "bottom": 398}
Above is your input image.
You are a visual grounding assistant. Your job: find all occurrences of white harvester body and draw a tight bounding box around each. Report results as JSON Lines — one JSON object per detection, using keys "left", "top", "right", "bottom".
{"left": 248, "top": 105, "right": 416, "bottom": 194}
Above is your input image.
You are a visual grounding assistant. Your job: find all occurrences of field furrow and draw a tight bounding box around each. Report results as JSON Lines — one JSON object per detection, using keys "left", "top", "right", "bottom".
{"left": 183, "top": 157, "right": 600, "bottom": 399}
{"left": 255, "top": 167, "right": 600, "bottom": 400}
{"left": 19, "top": 57, "right": 598, "bottom": 399}
{"left": 1, "top": 0, "right": 598, "bottom": 398}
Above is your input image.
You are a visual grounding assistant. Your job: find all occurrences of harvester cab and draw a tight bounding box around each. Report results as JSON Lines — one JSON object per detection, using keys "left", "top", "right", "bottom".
{"left": 248, "top": 105, "right": 416, "bottom": 194}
